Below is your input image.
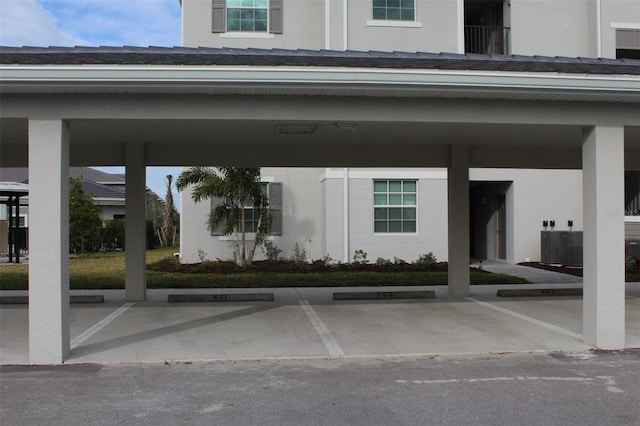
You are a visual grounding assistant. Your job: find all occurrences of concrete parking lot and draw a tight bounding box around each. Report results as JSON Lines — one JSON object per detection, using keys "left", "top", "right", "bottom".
{"left": 2, "top": 281, "right": 639, "bottom": 365}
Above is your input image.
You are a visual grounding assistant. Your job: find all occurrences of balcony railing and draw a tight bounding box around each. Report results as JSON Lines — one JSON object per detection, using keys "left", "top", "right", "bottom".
{"left": 465, "top": 25, "right": 510, "bottom": 55}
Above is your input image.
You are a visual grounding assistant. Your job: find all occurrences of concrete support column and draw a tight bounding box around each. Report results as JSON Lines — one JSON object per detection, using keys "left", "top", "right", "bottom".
{"left": 448, "top": 145, "right": 471, "bottom": 297}
{"left": 125, "top": 143, "right": 147, "bottom": 301}
{"left": 28, "top": 120, "right": 70, "bottom": 364}
{"left": 582, "top": 126, "right": 625, "bottom": 349}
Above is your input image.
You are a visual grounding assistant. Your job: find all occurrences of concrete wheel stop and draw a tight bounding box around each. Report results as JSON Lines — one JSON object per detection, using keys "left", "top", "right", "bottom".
{"left": 497, "top": 288, "right": 583, "bottom": 297}
{"left": 168, "top": 293, "right": 275, "bottom": 303}
{"left": 0, "top": 295, "right": 105, "bottom": 304}
{"left": 333, "top": 290, "right": 436, "bottom": 300}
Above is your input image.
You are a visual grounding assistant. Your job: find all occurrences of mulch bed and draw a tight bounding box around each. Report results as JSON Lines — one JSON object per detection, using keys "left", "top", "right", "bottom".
{"left": 147, "top": 258, "right": 490, "bottom": 274}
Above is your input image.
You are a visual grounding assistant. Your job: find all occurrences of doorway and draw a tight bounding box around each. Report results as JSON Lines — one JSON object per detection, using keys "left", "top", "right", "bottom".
{"left": 470, "top": 181, "right": 511, "bottom": 261}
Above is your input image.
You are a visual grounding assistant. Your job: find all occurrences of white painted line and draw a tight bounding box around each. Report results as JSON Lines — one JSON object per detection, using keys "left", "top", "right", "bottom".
{"left": 466, "top": 297, "right": 582, "bottom": 340}
{"left": 397, "top": 376, "right": 597, "bottom": 385}
{"left": 71, "top": 302, "right": 135, "bottom": 349}
{"left": 299, "top": 300, "right": 345, "bottom": 357}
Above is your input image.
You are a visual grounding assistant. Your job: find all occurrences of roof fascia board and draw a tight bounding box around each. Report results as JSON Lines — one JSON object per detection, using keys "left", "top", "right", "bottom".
{"left": 1, "top": 65, "right": 638, "bottom": 98}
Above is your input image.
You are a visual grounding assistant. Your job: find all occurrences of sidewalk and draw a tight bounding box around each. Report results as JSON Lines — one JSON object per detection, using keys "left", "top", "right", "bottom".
{"left": 473, "top": 260, "right": 584, "bottom": 284}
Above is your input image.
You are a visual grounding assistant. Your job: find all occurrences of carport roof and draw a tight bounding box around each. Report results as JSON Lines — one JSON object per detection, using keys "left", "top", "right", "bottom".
{"left": 1, "top": 46, "right": 639, "bottom": 75}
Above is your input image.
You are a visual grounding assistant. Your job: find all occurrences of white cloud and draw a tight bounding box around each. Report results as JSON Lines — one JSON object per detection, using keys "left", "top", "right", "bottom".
{"left": 0, "top": 0, "right": 181, "bottom": 47}
{"left": 0, "top": 0, "right": 87, "bottom": 46}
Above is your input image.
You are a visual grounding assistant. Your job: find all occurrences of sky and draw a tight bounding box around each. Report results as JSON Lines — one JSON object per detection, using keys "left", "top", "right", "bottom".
{"left": 0, "top": 0, "right": 184, "bottom": 209}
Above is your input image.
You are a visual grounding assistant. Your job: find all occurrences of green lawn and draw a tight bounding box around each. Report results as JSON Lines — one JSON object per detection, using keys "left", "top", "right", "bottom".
{"left": 0, "top": 247, "right": 533, "bottom": 290}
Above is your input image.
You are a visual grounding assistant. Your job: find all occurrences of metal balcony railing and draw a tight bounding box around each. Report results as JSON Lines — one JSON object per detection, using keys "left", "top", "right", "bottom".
{"left": 465, "top": 25, "right": 510, "bottom": 55}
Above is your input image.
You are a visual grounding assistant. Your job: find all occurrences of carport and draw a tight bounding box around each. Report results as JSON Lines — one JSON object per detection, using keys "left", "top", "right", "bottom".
{"left": 0, "top": 47, "right": 638, "bottom": 364}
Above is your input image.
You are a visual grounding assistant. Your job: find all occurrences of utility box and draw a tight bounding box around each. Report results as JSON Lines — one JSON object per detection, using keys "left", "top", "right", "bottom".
{"left": 541, "top": 231, "right": 583, "bottom": 266}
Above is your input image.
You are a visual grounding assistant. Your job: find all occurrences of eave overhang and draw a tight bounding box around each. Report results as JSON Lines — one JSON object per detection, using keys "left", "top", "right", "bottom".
{"left": 1, "top": 47, "right": 638, "bottom": 103}
{"left": 0, "top": 64, "right": 639, "bottom": 103}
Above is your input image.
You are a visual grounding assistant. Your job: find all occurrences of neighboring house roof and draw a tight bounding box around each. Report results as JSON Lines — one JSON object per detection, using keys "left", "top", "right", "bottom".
{"left": 0, "top": 167, "right": 126, "bottom": 204}
{"left": 1, "top": 46, "right": 638, "bottom": 75}
{"left": 70, "top": 167, "right": 125, "bottom": 184}
{"left": 0, "top": 168, "right": 30, "bottom": 184}
{"left": 0, "top": 167, "right": 125, "bottom": 186}
{"left": 80, "top": 180, "right": 125, "bottom": 200}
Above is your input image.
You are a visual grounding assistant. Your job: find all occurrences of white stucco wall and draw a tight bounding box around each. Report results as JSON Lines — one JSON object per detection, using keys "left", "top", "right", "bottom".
{"left": 470, "top": 168, "right": 583, "bottom": 264}
{"left": 509, "top": 0, "right": 594, "bottom": 57}
{"left": 179, "top": 0, "right": 636, "bottom": 57}
{"left": 180, "top": 167, "right": 325, "bottom": 263}
{"left": 182, "top": 167, "right": 586, "bottom": 265}
{"left": 347, "top": 0, "right": 459, "bottom": 53}
{"left": 269, "top": 167, "right": 325, "bottom": 260}
{"left": 324, "top": 168, "right": 449, "bottom": 263}
{"left": 600, "top": 0, "right": 640, "bottom": 58}
{"left": 97, "top": 205, "right": 125, "bottom": 221}
{"left": 182, "top": 0, "right": 325, "bottom": 49}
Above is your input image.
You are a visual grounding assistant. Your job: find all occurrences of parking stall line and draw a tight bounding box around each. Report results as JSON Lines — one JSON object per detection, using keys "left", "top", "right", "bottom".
{"left": 299, "top": 300, "right": 345, "bottom": 357}
{"left": 71, "top": 302, "right": 135, "bottom": 350}
{"left": 466, "top": 297, "right": 582, "bottom": 340}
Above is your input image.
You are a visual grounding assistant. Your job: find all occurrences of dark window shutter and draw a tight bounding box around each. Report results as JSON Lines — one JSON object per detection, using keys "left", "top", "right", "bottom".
{"left": 269, "top": 182, "right": 283, "bottom": 236}
{"left": 212, "top": 0, "right": 226, "bottom": 33}
{"left": 269, "top": 0, "right": 283, "bottom": 34}
{"left": 209, "top": 196, "right": 225, "bottom": 236}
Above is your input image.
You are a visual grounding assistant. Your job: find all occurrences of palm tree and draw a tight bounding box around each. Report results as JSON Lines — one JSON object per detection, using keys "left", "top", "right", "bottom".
{"left": 176, "top": 167, "right": 272, "bottom": 266}
{"left": 164, "top": 175, "right": 177, "bottom": 247}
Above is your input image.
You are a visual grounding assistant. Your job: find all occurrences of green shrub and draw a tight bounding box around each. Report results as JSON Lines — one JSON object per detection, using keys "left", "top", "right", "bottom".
{"left": 262, "top": 241, "right": 283, "bottom": 262}
{"left": 102, "top": 219, "right": 125, "bottom": 251}
{"left": 292, "top": 242, "right": 307, "bottom": 263}
{"left": 353, "top": 249, "right": 369, "bottom": 264}
{"left": 415, "top": 252, "right": 438, "bottom": 271}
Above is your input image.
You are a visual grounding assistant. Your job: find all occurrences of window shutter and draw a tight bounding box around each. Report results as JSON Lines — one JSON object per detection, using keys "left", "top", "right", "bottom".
{"left": 209, "top": 196, "right": 225, "bottom": 236}
{"left": 212, "top": 0, "right": 226, "bottom": 33}
{"left": 269, "top": 0, "right": 283, "bottom": 34}
{"left": 616, "top": 29, "right": 640, "bottom": 49}
{"left": 269, "top": 182, "right": 283, "bottom": 236}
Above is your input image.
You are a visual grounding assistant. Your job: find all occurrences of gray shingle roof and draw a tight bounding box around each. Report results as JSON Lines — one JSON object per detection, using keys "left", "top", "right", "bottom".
{"left": 80, "top": 180, "right": 125, "bottom": 199}
{"left": 1, "top": 46, "right": 638, "bottom": 75}
{"left": 0, "top": 167, "right": 125, "bottom": 185}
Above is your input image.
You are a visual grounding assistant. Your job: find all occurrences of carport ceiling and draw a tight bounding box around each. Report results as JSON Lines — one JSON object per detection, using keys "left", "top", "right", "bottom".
{"left": 67, "top": 121, "right": 584, "bottom": 147}
{"left": 1, "top": 118, "right": 638, "bottom": 169}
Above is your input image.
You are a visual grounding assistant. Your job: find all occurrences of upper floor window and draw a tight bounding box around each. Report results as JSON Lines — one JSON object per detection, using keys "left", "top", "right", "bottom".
{"left": 374, "top": 180, "right": 417, "bottom": 233}
{"left": 212, "top": 0, "right": 283, "bottom": 34}
{"left": 227, "top": 0, "right": 268, "bottom": 32}
{"left": 372, "top": 0, "right": 415, "bottom": 21}
{"left": 616, "top": 29, "right": 640, "bottom": 60}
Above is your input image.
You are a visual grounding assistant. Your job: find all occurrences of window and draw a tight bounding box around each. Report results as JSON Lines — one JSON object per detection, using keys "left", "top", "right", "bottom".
{"left": 9, "top": 216, "right": 26, "bottom": 227}
{"left": 212, "top": 0, "right": 283, "bottom": 34}
{"left": 616, "top": 29, "right": 640, "bottom": 60}
{"left": 374, "top": 180, "right": 417, "bottom": 233}
{"left": 372, "top": 0, "right": 415, "bottom": 21}
{"left": 242, "top": 183, "right": 268, "bottom": 232}
{"left": 227, "top": 0, "right": 268, "bottom": 32}
{"left": 210, "top": 182, "right": 283, "bottom": 236}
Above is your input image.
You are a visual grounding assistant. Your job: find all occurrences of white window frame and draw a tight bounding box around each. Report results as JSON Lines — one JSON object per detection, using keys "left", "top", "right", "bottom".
{"left": 373, "top": 179, "right": 418, "bottom": 235}
{"left": 369, "top": 0, "right": 419, "bottom": 25}
{"left": 226, "top": 0, "right": 269, "bottom": 33}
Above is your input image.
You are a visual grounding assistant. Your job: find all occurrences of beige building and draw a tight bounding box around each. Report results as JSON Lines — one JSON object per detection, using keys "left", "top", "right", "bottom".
{"left": 179, "top": 0, "right": 640, "bottom": 265}
{"left": 0, "top": 0, "right": 637, "bottom": 364}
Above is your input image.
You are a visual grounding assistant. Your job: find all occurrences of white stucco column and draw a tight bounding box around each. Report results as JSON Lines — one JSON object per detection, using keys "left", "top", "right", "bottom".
{"left": 28, "top": 120, "right": 70, "bottom": 364}
{"left": 582, "top": 126, "right": 625, "bottom": 349}
{"left": 125, "top": 143, "right": 147, "bottom": 301}
{"left": 448, "top": 145, "right": 471, "bottom": 297}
